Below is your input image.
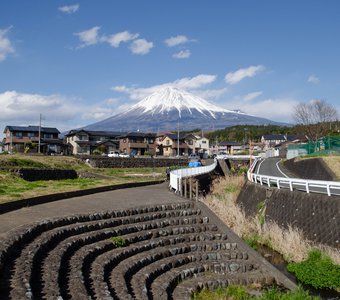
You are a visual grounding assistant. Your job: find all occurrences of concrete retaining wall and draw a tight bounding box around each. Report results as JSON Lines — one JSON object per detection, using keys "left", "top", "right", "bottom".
{"left": 85, "top": 157, "right": 188, "bottom": 168}
{"left": 237, "top": 181, "right": 340, "bottom": 248}
{"left": 283, "top": 157, "right": 336, "bottom": 181}
{"left": 16, "top": 168, "right": 78, "bottom": 181}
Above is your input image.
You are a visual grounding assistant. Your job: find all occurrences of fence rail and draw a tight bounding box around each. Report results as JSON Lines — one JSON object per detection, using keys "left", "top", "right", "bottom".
{"left": 170, "top": 161, "right": 217, "bottom": 192}
{"left": 248, "top": 158, "right": 340, "bottom": 196}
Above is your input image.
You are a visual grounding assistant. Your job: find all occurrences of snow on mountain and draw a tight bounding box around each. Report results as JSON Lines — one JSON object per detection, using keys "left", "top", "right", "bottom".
{"left": 85, "top": 86, "right": 285, "bottom": 132}
{"left": 125, "top": 86, "right": 234, "bottom": 118}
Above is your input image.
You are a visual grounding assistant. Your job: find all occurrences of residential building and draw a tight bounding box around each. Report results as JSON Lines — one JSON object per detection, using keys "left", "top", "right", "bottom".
{"left": 3, "top": 125, "right": 62, "bottom": 154}
{"left": 261, "top": 134, "right": 306, "bottom": 150}
{"left": 194, "top": 136, "right": 210, "bottom": 156}
{"left": 65, "top": 129, "right": 123, "bottom": 155}
{"left": 261, "top": 134, "right": 287, "bottom": 150}
{"left": 119, "top": 132, "right": 157, "bottom": 155}
{"left": 156, "top": 133, "right": 189, "bottom": 157}
{"left": 217, "top": 141, "right": 244, "bottom": 154}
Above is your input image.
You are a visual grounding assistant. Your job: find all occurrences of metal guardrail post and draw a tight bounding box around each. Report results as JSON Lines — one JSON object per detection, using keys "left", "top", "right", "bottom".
{"left": 184, "top": 178, "right": 187, "bottom": 198}
{"left": 189, "top": 177, "right": 192, "bottom": 200}
{"left": 195, "top": 180, "right": 198, "bottom": 202}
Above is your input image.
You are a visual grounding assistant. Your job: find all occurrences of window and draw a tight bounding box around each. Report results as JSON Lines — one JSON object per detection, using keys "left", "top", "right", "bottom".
{"left": 188, "top": 140, "right": 193, "bottom": 145}
{"left": 15, "top": 132, "right": 22, "bottom": 138}
{"left": 166, "top": 140, "right": 170, "bottom": 145}
{"left": 202, "top": 141, "right": 207, "bottom": 144}
{"left": 28, "top": 132, "right": 35, "bottom": 138}
{"left": 43, "top": 133, "right": 53, "bottom": 139}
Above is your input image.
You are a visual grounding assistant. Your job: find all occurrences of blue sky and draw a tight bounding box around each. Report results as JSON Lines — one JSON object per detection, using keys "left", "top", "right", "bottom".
{"left": 1, "top": 0, "right": 340, "bottom": 136}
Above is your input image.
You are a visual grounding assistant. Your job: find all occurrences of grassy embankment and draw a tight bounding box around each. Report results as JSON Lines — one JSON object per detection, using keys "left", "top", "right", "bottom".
{"left": 200, "top": 157, "right": 340, "bottom": 297}
{"left": 0, "top": 155, "right": 166, "bottom": 204}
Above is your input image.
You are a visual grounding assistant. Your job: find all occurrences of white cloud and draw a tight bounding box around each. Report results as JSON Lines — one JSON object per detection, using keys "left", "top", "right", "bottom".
{"left": 112, "top": 74, "right": 220, "bottom": 101}
{"left": 308, "top": 75, "right": 320, "bottom": 84}
{"left": 0, "top": 27, "right": 14, "bottom": 62}
{"left": 59, "top": 4, "right": 79, "bottom": 14}
{"left": 164, "top": 35, "right": 189, "bottom": 47}
{"left": 129, "top": 39, "right": 153, "bottom": 55}
{"left": 225, "top": 65, "right": 265, "bottom": 85}
{"left": 243, "top": 91, "right": 263, "bottom": 101}
{"left": 74, "top": 26, "right": 101, "bottom": 47}
{"left": 222, "top": 96, "right": 298, "bottom": 122}
{"left": 103, "top": 31, "right": 139, "bottom": 48}
{"left": 173, "top": 49, "right": 191, "bottom": 59}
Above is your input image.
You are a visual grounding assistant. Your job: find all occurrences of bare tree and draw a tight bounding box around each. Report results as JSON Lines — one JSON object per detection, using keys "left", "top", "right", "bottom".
{"left": 293, "top": 99, "right": 338, "bottom": 142}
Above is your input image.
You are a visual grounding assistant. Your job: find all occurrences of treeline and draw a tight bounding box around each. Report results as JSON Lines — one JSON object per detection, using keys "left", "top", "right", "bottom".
{"left": 180, "top": 122, "right": 340, "bottom": 143}
{"left": 204, "top": 125, "right": 296, "bottom": 143}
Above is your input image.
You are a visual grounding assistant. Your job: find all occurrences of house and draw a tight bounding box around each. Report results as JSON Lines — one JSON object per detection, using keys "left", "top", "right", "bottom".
{"left": 261, "top": 134, "right": 286, "bottom": 150}
{"left": 261, "top": 134, "right": 306, "bottom": 151}
{"left": 3, "top": 125, "right": 63, "bottom": 154}
{"left": 65, "top": 129, "right": 123, "bottom": 155}
{"left": 156, "top": 133, "right": 189, "bottom": 157}
{"left": 217, "top": 141, "right": 244, "bottom": 154}
{"left": 194, "top": 136, "right": 210, "bottom": 156}
{"left": 119, "top": 132, "right": 157, "bottom": 156}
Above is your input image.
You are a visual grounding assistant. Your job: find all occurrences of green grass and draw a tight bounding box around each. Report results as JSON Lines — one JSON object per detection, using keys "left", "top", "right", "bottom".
{"left": 192, "top": 285, "right": 320, "bottom": 300}
{"left": 287, "top": 250, "right": 340, "bottom": 290}
{"left": 110, "top": 236, "right": 127, "bottom": 247}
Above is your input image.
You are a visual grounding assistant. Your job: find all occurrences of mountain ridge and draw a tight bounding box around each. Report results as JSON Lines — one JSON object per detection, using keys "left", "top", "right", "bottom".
{"left": 85, "top": 87, "right": 286, "bottom": 132}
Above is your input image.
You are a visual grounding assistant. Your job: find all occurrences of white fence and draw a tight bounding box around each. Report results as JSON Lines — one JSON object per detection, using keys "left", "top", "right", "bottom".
{"left": 248, "top": 158, "right": 340, "bottom": 196}
{"left": 170, "top": 160, "right": 217, "bottom": 192}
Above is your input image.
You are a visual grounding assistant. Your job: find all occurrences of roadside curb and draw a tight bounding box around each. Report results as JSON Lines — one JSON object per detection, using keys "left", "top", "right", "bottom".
{"left": 0, "top": 180, "right": 164, "bottom": 215}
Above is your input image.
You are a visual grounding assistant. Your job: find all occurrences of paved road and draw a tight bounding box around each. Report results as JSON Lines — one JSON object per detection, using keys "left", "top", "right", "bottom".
{"left": 0, "top": 182, "right": 188, "bottom": 237}
{"left": 254, "top": 157, "right": 288, "bottom": 178}
{"left": 253, "top": 158, "right": 340, "bottom": 196}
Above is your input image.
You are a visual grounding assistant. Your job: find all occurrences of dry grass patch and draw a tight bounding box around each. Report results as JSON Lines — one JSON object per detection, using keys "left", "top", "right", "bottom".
{"left": 321, "top": 156, "right": 340, "bottom": 179}
{"left": 201, "top": 176, "right": 340, "bottom": 265}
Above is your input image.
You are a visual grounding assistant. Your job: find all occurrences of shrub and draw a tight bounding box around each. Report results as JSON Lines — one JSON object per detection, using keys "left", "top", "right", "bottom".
{"left": 110, "top": 236, "right": 126, "bottom": 247}
{"left": 287, "top": 250, "right": 340, "bottom": 290}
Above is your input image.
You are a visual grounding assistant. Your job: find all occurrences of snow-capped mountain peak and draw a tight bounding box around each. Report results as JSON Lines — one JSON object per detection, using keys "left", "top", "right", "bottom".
{"left": 126, "top": 86, "right": 233, "bottom": 118}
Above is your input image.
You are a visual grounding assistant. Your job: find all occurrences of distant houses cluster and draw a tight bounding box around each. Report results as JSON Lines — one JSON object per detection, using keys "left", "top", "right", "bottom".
{"left": 1, "top": 125, "right": 306, "bottom": 157}
{"left": 1, "top": 125, "right": 210, "bottom": 157}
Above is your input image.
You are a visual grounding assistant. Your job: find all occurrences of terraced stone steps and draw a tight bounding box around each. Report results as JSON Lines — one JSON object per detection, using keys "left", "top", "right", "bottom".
{"left": 0, "top": 201, "right": 294, "bottom": 299}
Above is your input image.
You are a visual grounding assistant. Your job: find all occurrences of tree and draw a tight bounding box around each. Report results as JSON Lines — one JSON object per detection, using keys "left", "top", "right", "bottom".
{"left": 293, "top": 99, "right": 338, "bottom": 141}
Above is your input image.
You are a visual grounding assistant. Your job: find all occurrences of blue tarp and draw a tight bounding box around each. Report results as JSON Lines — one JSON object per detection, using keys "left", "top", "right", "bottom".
{"left": 188, "top": 161, "right": 202, "bottom": 167}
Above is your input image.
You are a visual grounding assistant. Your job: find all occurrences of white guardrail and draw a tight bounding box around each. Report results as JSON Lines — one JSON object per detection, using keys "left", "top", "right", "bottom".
{"left": 170, "top": 160, "right": 218, "bottom": 192}
{"left": 248, "top": 157, "right": 340, "bottom": 196}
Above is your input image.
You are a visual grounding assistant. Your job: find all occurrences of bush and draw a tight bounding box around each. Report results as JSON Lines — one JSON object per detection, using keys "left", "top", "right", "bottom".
{"left": 287, "top": 250, "right": 340, "bottom": 290}
{"left": 110, "top": 236, "right": 126, "bottom": 247}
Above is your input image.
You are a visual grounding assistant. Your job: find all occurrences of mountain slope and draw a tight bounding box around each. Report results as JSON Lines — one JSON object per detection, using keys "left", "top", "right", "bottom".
{"left": 85, "top": 87, "right": 285, "bottom": 132}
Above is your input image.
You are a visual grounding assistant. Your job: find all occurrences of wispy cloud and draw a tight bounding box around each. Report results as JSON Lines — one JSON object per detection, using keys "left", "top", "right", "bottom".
{"left": 59, "top": 4, "right": 79, "bottom": 14}
{"left": 103, "top": 31, "right": 139, "bottom": 48}
{"left": 173, "top": 49, "right": 191, "bottom": 59}
{"left": 74, "top": 26, "right": 101, "bottom": 47}
{"left": 74, "top": 27, "right": 152, "bottom": 54}
{"left": 111, "top": 74, "right": 223, "bottom": 101}
{"left": 164, "top": 35, "right": 189, "bottom": 47}
{"left": 243, "top": 91, "right": 263, "bottom": 101}
{"left": 225, "top": 65, "right": 265, "bottom": 85}
{"left": 221, "top": 96, "right": 297, "bottom": 122}
{"left": 129, "top": 39, "right": 153, "bottom": 55}
{"left": 307, "top": 74, "right": 320, "bottom": 84}
{"left": 0, "top": 27, "right": 14, "bottom": 62}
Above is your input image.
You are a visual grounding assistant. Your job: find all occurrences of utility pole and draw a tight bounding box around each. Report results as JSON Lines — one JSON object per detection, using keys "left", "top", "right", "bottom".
{"left": 177, "top": 120, "right": 180, "bottom": 157}
{"left": 38, "top": 113, "right": 42, "bottom": 154}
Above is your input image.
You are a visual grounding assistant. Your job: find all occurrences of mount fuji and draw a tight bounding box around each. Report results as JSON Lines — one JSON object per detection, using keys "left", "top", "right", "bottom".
{"left": 85, "top": 87, "right": 283, "bottom": 132}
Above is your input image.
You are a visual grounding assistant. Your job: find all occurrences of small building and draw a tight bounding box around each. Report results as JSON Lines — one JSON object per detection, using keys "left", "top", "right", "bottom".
{"left": 156, "top": 133, "right": 189, "bottom": 157}
{"left": 215, "top": 141, "right": 244, "bottom": 155}
{"left": 65, "top": 129, "right": 123, "bottom": 155}
{"left": 261, "top": 134, "right": 286, "bottom": 150}
{"left": 119, "top": 132, "right": 156, "bottom": 156}
{"left": 3, "top": 125, "right": 63, "bottom": 154}
{"left": 194, "top": 136, "right": 210, "bottom": 156}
